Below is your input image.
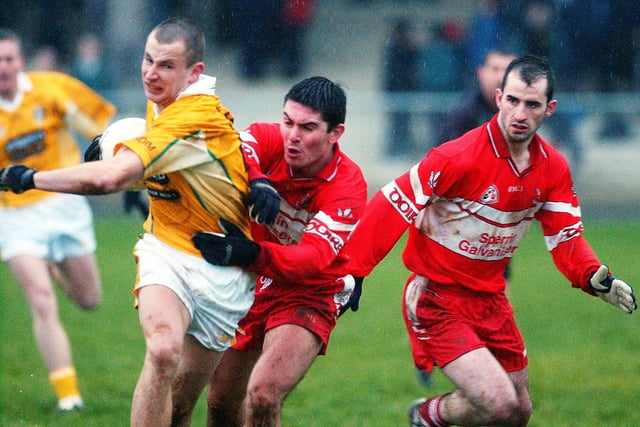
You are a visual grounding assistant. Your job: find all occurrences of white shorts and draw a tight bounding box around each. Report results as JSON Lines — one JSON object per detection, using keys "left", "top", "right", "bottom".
{"left": 0, "top": 193, "right": 96, "bottom": 262}
{"left": 133, "top": 233, "right": 255, "bottom": 351}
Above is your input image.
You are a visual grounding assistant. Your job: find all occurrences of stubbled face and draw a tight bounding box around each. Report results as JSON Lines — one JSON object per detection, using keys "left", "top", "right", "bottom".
{"left": 0, "top": 39, "right": 24, "bottom": 101}
{"left": 141, "top": 31, "right": 200, "bottom": 111}
{"left": 496, "top": 72, "right": 556, "bottom": 145}
{"left": 478, "top": 52, "right": 515, "bottom": 107}
{"left": 280, "top": 100, "right": 344, "bottom": 177}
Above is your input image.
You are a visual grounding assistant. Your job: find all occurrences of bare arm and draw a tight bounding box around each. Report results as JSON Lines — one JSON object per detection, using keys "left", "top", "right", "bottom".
{"left": 33, "top": 148, "right": 144, "bottom": 195}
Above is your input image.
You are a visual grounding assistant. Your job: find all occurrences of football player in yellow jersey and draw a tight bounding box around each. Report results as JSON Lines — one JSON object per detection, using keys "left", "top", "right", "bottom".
{"left": 0, "top": 28, "right": 115, "bottom": 412}
{"left": 0, "top": 18, "right": 280, "bottom": 426}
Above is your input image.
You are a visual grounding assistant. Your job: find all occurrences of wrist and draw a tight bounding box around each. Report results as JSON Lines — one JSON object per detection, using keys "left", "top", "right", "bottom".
{"left": 21, "top": 169, "right": 36, "bottom": 191}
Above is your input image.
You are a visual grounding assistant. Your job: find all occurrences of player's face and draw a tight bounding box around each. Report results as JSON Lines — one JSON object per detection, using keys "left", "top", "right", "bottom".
{"left": 0, "top": 39, "right": 24, "bottom": 101}
{"left": 478, "top": 52, "right": 514, "bottom": 107}
{"left": 496, "top": 72, "right": 556, "bottom": 145}
{"left": 141, "top": 32, "right": 203, "bottom": 111}
{"left": 280, "top": 100, "right": 344, "bottom": 177}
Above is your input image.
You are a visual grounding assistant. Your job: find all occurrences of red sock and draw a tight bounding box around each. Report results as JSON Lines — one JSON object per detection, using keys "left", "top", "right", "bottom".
{"left": 418, "top": 394, "right": 448, "bottom": 427}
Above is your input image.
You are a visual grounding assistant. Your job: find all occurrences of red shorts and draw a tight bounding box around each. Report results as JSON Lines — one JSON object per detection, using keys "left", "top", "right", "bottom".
{"left": 403, "top": 274, "right": 528, "bottom": 373}
{"left": 233, "top": 276, "right": 346, "bottom": 355}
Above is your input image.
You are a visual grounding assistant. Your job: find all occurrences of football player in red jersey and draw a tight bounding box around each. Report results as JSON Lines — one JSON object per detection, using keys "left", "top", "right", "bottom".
{"left": 178, "top": 76, "right": 368, "bottom": 427}
{"left": 346, "top": 55, "right": 636, "bottom": 427}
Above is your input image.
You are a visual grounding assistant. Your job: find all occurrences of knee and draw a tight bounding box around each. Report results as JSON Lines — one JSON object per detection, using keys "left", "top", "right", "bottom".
{"left": 145, "top": 336, "right": 182, "bottom": 377}
{"left": 486, "top": 394, "right": 531, "bottom": 425}
{"left": 76, "top": 294, "right": 100, "bottom": 310}
{"left": 73, "top": 283, "right": 101, "bottom": 310}
{"left": 246, "top": 382, "right": 283, "bottom": 420}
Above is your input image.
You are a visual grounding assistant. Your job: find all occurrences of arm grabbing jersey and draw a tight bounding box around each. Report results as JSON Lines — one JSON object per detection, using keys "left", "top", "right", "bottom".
{"left": 347, "top": 115, "right": 600, "bottom": 293}
{"left": 240, "top": 122, "right": 368, "bottom": 285}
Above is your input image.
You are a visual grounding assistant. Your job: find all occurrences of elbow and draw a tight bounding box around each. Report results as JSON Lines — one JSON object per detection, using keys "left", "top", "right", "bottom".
{"left": 87, "top": 171, "right": 131, "bottom": 194}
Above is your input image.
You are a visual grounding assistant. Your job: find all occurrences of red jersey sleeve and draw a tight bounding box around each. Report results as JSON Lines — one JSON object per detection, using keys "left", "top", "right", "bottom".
{"left": 346, "top": 161, "right": 434, "bottom": 277}
{"left": 535, "top": 158, "right": 600, "bottom": 293}
{"left": 239, "top": 123, "right": 282, "bottom": 181}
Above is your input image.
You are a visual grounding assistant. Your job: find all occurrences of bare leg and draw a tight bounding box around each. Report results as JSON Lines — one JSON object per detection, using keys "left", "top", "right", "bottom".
{"left": 171, "top": 334, "right": 224, "bottom": 427}
{"left": 9, "top": 255, "right": 73, "bottom": 371}
{"left": 207, "top": 347, "right": 260, "bottom": 427}
{"left": 131, "top": 285, "right": 190, "bottom": 427}
{"left": 57, "top": 254, "right": 101, "bottom": 309}
{"left": 245, "top": 324, "right": 322, "bottom": 427}
{"left": 438, "top": 348, "right": 531, "bottom": 426}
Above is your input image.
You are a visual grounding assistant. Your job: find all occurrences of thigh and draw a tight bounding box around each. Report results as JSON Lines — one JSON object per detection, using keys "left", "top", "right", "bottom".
{"left": 442, "top": 347, "right": 516, "bottom": 398}
{"left": 8, "top": 254, "right": 57, "bottom": 308}
{"left": 209, "top": 347, "right": 260, "bottom": 406}
{"left": 137, "top": 284, "right": 191, "bottom": 349}
{"left": 173, "top": 335, "right": 225, "bottom": 415}
{"left": 249, "top": 324, "right": 322, "bottom": 395}
{"left": 59, "top": 253, "right": 101, "bottom": 307}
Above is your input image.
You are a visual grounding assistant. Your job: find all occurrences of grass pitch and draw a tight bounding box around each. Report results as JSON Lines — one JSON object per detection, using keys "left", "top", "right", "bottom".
{"left": 1, "top": 216, "right": 639, "bottom": 426}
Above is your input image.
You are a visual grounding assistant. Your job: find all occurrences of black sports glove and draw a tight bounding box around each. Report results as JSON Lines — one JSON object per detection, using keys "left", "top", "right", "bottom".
{"left": 123, "top": 191, "right": 149, "bottom": 218}
{"left": 0, "top": 165, "right": 37, "bottom": 193}
{"left": 192, "top": 218, "right": 260, "bottom": 267}
{"left": 339, "top": 276, "right": 364, "bottom": 317}
{"left": 84, "top": 134, "right": 102, "bottom": 162}
{"left": 248, "top": 178, "right": 280, "bottom": 225}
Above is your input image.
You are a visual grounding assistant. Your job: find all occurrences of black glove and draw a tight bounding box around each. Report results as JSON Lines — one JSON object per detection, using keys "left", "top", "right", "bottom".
{"left": 0, "top": 165, "right": 37, "bottom": 193}
{"left": 192, "top": 218, "right": 260, "bottom": 267}
{"left": 248, "top": 178, "right": 280, "bottom": 225}
{"left": 123, "top": 191, "right": 149, "bottom": 218}
{"left": 339, "top": 276, "right": 364, "bottom": 317}
{"left": 84, "top": 134, "right": 102, "bottom": 162}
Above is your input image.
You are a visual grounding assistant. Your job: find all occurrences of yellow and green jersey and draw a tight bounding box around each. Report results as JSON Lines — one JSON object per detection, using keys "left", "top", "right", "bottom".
{"left": 0, "top": 71, "right": 115, "bottom": 207}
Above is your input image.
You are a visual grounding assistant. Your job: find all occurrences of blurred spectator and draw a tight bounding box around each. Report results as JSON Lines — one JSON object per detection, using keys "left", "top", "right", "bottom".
{"left": 552, "top": 0, "right": 634, "bottom": 140}
{"left": 418, "top": 19, "right": 466, "bottom": 146}
{"left": 419, "top": 20, "right": 465, "bottom": 92}
{"left": 382, "top": 18, "right": 421, "bottom": 159}
{"left": 463, "top": 0, "right": 509, "bottom": 75}
{"left": 235, "top": 0, "right": 282, "bottom": 81}
{"left": 278, "top": 0, "right": 317, "bottom": 78}
{"left": 29, "top": 45, "right": 60, "bottom": 71}
{"left": 437, "top": 47, "right": 516, "bottom": 145}
{"left": 69, "top": 33, "right": 112, "bottom": 96}
{"left": 522, "top": 1, "right": 553, "bottom": 58}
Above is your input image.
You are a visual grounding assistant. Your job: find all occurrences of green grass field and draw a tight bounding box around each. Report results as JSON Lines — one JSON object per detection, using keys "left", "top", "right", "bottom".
{"left": 1, "top": 216, "right": 639, "bottom": 426}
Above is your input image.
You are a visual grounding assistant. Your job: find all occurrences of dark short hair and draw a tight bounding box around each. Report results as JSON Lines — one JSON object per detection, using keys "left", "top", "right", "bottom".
{"left": 151, "top": 17, "right": 205, "bottom": 66}
{"left": 284, "top": 76, "right": 347, "bottom": 132}
{"left": 502, "top": 55, "right": 555, "bottom": 102}
{"left": 0, "top": 28, "right": 22, "bottom": 53}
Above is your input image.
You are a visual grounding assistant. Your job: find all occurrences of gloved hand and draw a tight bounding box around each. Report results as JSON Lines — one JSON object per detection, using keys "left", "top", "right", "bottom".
{"left": 248, "top": 178, "right": 280, "bottom": 225}
{"left": 84, "top": 134, "right": 102, "bottom": 162}
{"left": 339, "top": 276, "right": 364, "bottom": 317}
{"left": 192, "top": 218, "right": 260, "bottom": 267}
{"left": 123, "top": 191, "right": 149, "bottom": 218}
{"left": 590, "top": 264, "right": 637, "bottom": 314}
{"left": 0, "top": 165, "right": 37, "bottom": 193}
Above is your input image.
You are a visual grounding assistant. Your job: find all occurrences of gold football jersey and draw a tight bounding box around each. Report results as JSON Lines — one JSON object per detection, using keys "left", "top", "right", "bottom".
{"left": 0, "top": 71, "right": 115, "bottom": 207}
{"left": 122, "top": 80, "right": 250, "bottom": 256}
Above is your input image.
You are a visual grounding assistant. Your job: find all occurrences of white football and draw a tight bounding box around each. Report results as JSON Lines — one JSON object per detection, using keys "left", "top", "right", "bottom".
{"left": 100, "top": 117, "right": 146, "bottom": 159}
{"left": 100, "top": 117, "right": 147, "bottom": 191}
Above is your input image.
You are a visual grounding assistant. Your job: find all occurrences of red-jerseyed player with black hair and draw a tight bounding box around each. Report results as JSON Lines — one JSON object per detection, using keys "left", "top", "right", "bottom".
{"left": 175, "top": 76, "right": 368, "bottom": 427}
{"left": 345, "top": 55, "right": 636, "bottom": 427}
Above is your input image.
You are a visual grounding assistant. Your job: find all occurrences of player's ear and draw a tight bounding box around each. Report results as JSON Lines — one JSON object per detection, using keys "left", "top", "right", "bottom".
{"left": 545, "top": 99, "right": 557, "bottom": 117}
{"left": 188, "top": 61, "right": 205, "bottom": 84}
{"left": 329, "top": 123, "right": 345, "bottom": 144}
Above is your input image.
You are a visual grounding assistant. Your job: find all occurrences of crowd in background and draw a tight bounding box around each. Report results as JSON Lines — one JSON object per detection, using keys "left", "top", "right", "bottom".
{"left": 382, "top": 0, "right": 640, "bottom": 160}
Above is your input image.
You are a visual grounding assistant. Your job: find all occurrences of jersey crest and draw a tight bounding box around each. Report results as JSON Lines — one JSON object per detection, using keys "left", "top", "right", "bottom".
{"left": 480, "top": 184, "right": 499, "bottom": 204}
